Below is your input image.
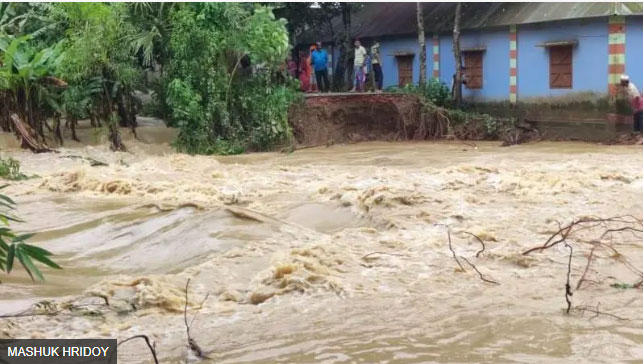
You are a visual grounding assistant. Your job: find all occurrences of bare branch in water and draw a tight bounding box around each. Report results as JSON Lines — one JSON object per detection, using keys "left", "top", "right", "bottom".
{"left": 446, "top": 227, "right": 466, "bottom": 272}
{"left": 463, "top": 231, "right": 486, "bottom": 258}
{"left": 576, "top": 245, "right": 596, "bottom": 291}
{"left": 117, "top": 335, "right": 159, "bottom": 364}
{"left": 572, "top": 303, "right": 629, "bottom": 321}
{"left": 361, "top": 251, "right": 406, "bottom": 260}
{"left": 184, "top": 278, "right": 209, "bottom": 359}
{"left": 461, "top": 256, "right": 499, "bottom": 285}
{"left": 564, "top": 242, "right": 573, "bottom": 314}
{"left": 523, "top": 216, "right": 643, "bottom": 314}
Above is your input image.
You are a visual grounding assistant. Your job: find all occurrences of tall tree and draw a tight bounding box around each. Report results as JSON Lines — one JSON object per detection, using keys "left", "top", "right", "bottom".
{"left": 417, "top": 3, "right": 426, "bottom": 86}
{"left": 331, "top": 3, "right": 353, "bottom": 90}
{"left": 57, "top": 3, "right": 142, "bottom": 151}
{"left": 452, "top": 2, "right": 463, "bottom": 106}
{"left": 127, "top": 2, "right": 179, "bottom": 73}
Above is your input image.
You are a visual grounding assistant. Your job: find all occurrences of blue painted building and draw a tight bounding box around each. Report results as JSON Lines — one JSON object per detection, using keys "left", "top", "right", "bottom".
{"left": 304, "top": 2, "right": 643, "bottom": 107}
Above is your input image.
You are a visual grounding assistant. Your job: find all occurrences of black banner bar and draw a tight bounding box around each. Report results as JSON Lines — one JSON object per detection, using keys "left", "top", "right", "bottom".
{"left": 0, "top": 339, "right": 117, "bottom": 364}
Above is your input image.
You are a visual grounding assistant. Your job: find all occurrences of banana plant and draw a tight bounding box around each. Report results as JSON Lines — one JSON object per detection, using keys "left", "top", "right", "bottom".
{"left": 0, "top": 185, "right": 60, "bottom": 281}
{"left": 58, "top": 78, "right": 102, "bottom": 141}
{"left": 0, "top": 34, "right": 65, "bottom": 141}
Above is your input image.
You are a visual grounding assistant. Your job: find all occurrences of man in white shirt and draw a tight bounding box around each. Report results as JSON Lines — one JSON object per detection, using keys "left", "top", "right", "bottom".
{"left": 620, "top": 74, "right": 643, "bottom": 133}
{"left": 350, "top": 39, "right": 367, "bottom": 92}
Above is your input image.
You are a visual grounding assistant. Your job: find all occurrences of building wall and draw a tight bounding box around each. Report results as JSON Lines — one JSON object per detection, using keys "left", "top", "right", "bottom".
{"left": 377, "top": 17, "right": 615, "bottom": 102}
{"left": 336, "top": 15, "right": 643, "bottom": 106}
{"left": 438, "top": 28, "right": 509, "bottom": 101}
{"left": 625, "top": 16, "right": 643, "bottom": 88}
{"left": 516, "top": 18, "right": 608, "bottom": 100}
{"left": 379, "top": 37, "right": 423, "bottom": 87}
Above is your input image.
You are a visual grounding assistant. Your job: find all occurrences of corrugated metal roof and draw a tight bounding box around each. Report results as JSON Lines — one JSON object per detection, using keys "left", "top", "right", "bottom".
{"left": 299, "top": 2, "right": 643, "bottom": 44}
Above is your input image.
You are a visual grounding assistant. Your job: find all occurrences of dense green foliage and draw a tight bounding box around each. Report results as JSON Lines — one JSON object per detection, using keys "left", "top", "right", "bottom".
{"left": 56, "top": 3, "right": 141, "bottom": 150}
{"left": 164, "top": 4, "right": 297, "bottom": 154}
{"left": 0, "top": 3, "right": 142, "bottom": 150}
{"left": 0, "top": 3, "right": 297, "bottom": 154}
{"left": 0, "top": 186, "right": 60, "bottom": 281}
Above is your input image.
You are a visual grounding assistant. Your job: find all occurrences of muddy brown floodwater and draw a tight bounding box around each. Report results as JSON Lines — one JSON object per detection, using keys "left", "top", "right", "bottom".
{"left": 1, "top": 129, "right": 643, "bottom": 363}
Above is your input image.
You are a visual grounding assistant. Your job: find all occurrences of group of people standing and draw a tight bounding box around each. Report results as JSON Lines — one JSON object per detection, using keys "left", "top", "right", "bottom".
{"left": 350, "top": 39, "right": 383, "bottom": 93}
{"left": 286, "top": 39, "right": 384, "bottom": 93}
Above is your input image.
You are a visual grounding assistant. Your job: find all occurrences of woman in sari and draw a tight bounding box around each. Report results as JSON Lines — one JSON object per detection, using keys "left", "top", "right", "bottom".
{"left": 298, "top": 51, "right": 311, "bottom": 92}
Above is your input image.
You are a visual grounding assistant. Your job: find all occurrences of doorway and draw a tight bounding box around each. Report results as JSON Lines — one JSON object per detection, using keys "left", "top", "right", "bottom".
{"left": 396, "top": 55, "right": 414, "bottom": 86}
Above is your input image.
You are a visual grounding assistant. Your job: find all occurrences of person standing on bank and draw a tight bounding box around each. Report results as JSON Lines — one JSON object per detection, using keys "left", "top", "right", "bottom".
{"left": 350, "top": 39, "right": 367, "bottom": 92}
{"left": 371, "top": 41, "right": 383, "bottom": 92}
{"left": 298, "top": 50, "right": 311, "bottom": 92}
{"left": 312, "top": 41, "right": 329, "bottom": 93}
{"left": 620, "top": 74, "right": 643, "bottom": 133}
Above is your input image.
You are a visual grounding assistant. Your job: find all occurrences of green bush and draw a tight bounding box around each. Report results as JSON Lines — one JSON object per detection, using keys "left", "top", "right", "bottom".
{"left": 0, "top": 157, "right": 28, "bottom": 181}
{"left": 448, "top": 108, "right": 515, "bottom": 138}
{"left": 422, "top": 79, "right": 451, "bottom": 107}
{"left": 393, "top": 79, "right": 451, "bottom": 107}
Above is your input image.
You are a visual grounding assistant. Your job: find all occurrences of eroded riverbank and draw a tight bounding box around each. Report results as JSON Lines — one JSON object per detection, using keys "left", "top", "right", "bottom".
{"left": 1, "top": 139, "right": 643, "bottom": 363}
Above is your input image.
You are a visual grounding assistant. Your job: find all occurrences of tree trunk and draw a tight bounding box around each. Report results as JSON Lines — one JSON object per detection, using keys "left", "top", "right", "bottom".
{"left": 70, "top": 118, "right": 79, "bottom": 142}
{"left": 328, "top": 21, "right": 336, "bottom": 86}
{"left": 108, "top": 114, "right": 125, "bottom": 151}
{"left": 117, "top": 92, "right": 131, "bottom": 127}
{"left": 10, "top": 114, "right": 53, "bottom": 153}
{"left": 90, "top": 111, "right": 101, "bottom": 128}
{"left": 53, "top": 116, "right": 63, "bottom": 146}
{"left": 333, "top": 3, "right": 352, "bottom": 91}
{"left": 417, "top": 2, "right": 427, "bottom": 86}
{"left": 452, "top": 3, "right": 463, "bottom": 106}
{"left": 102, "top": 82, "right": 126, "bottom": 152}
{"left": 117, "top": 92, "right": 138, "bottom": 139}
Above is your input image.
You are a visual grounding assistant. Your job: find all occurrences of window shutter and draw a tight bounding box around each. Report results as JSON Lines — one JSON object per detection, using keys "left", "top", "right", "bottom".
{"left": 549, "top": 46, "right": 572, "bottom": 88}
{"left": 463, "top": 51, "right": 483, "bottom": 89}
{"left": 396, "top": 56, "right": 414, "bottom": 86}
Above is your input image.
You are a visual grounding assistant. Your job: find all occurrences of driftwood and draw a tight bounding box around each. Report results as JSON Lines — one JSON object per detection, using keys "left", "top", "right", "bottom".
{"left": 10, "top": 114, "right": 55, "bottom": 153}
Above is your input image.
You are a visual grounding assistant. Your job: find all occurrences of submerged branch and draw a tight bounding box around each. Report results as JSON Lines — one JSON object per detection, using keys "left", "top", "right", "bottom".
{"left": 463, "top": 231, "right": 486, "bottom": 258}
{"left": 361, "top": 251, "right": 406, "bottom": 260}
{"left": 523, "top": 216, "right": 643, "bottom": 313}
{"left": 576, "top": 245, "right": 596, "bottom": 291}
{"left": 461, "top": 256, "right": 499, "bottom": 285}
{"left": 184, "top": 278, "right": 208, "bottom": 359}
{"left": 445, "top": 227, "right": 465, "bottom": 272}
{"left": 117, "top": 335, "right": 159, "bottom": 364}
{"left": 564, "top": 242, "right": 573, "bottom": 314}
{"left": 572, "top": 303, "right": 629, "bottom": 321}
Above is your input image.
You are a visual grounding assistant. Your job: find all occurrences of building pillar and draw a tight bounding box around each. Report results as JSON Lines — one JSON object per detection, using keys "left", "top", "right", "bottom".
{"left": 608, "top": 15, "right": 626, "bottom": 97}
{"left": 509, "top": 24, "right": 517, "bottom": 103}
{"left": 607, "top": 16, "right": 626, "bottom": 135}
{"left": 432, "top": 34, "right": 439, "bottom": 79}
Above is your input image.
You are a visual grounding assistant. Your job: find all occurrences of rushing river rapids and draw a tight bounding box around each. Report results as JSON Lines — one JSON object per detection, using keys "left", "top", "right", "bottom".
{"left": 1, "top": 129, "right": 643, "bottom": 363}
